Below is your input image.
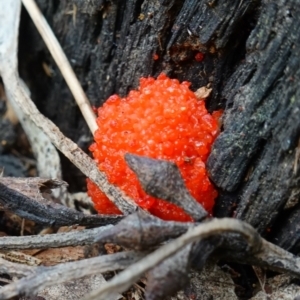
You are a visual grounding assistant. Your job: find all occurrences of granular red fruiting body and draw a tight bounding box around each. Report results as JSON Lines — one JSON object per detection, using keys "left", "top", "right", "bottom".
{"left": 87, "top": 73, "right": 220, "bottom": 222}
{"left": 153, "top": 53, "right": 159, "bottom": 60}
{"left": 87, "top": 179, "right": 122, "bottom": 215}
{"left": 195, "top": 52, "right": 204, "bottom": 62}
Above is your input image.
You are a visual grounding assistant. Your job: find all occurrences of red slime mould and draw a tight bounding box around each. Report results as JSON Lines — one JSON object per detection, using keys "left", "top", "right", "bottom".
{"left": 87, "top": 73, "right": 221, "bottom": 222}
{"left": 195, "top": 52, "right": 204, "bottom": 62}
{"left": 153, "top": 53, "right": 159, "bottom": 60}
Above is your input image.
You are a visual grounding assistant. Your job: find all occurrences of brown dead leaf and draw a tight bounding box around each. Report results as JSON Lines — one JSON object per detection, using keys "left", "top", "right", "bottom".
{"left": 0, "top": 177, "right": 67, "bottom": 203}
{"left": 0, "top": 250, "right": 41, "bottom": 266}
{"left": 34, "top": 246, "right": 86, "bottom": 266}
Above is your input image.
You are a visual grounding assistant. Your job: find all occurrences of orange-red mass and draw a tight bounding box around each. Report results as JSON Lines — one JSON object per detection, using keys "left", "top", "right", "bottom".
{"left": 87, "top": 73, "right": 221, "bottom": 222}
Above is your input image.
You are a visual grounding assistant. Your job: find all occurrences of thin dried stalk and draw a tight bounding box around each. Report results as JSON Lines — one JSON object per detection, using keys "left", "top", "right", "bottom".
{"left": 0, "top": 257, "right": 36, "bottom": 278}
{"left": 82, "top": 218, "right": 262, "bottom": 300}
{"left": 21, "top": 0, "right": 97, "bottom": 134}
{"left": 0, "top": 251, "right": 144, "bottom": 299}
{"left": 83, "top": 218, "right": 300, "bottom": 300}
{"left": 0, "top": 180, "right": 122, "bottom": 227}
{"left": 0, "top": 225, "right": 113, "bottom": 250}
{"left": 6, "top": 84, "right": 137, "bottom": 214}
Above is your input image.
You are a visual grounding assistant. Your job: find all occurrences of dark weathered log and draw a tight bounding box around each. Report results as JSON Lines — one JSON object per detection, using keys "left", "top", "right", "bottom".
{"left": 207, "top": 0, "right": 300, "bottom": 235}
{"left": 271, "top": 204, "right": 300, "bottom": 254}
{"left": 19, "top": 0, "right": 255, "bottom": 138}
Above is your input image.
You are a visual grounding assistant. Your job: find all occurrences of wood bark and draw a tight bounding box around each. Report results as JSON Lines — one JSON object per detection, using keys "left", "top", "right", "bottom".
{"left": 16, "top": 0, "right": 300, "bottom": 254}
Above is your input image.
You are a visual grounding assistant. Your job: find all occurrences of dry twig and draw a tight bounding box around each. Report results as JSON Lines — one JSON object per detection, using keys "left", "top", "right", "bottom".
{"left": 0, "top": 178, "right": 122, "bottom": 227}
{"left": 0, "top": 225, "right": 113, "bottom": 251}
{"left": 0, "top": 1, "right": 65, "bottom": 203}
{"left": 83, "top": 218, "right": 261, "bottom": 299}
{"left": 0, "top": 251, "right": 144, "bottom": 299}
{"left": 21, "top": 0, "right": 97, "bottom": 134}
{"left": 0, "top": 0, "right": 137, "bottom": 215}
{"left": 0, "top": 257, "right": 36, "bottom": 278}
{"left": 83, "top": 218, "right": 300, "bottom": 300}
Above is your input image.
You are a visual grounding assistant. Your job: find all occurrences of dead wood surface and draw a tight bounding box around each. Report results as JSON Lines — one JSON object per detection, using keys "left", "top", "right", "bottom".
{"left": 0, "top": 0, "right": 299, "bottom": 299}
{"left": 18, "top": 0, "right": 300, "bottom": 251}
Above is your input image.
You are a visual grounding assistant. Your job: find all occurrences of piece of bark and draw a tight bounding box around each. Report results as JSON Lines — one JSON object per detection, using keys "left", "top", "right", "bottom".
{"left": 0, "top": 257, "right": 36, "bottom": 278}
{"left": 0, "top": 251, "right": 41, "bottom": 267}
{"left": 207, "top": 0, "right": 300, "bottom": 233}
{"left": 125, "top": 154, "right": 207, "bottom": 221}
{"left": 0, "top": 177, "right": 67, "bottom": 197}
{"left": 32, "top": 246, "right": 87, "bottom": 267}
{"left": 26, "top": 0, "right": 255, "bottom": 115}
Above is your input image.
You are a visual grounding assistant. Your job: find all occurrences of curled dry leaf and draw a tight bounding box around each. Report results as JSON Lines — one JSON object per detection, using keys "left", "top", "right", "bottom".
{"left": 0, "top": 177, "right": 67, "bottom": 201}
{"left": 125, "top": 153, "right": 208, "bottom": 221}
{"left": 0, "top": 177, "right": 122, "bottom": 227}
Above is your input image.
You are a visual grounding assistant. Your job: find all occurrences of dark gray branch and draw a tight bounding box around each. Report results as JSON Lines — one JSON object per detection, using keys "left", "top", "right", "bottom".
{"left": 0, "top": 225, "right": 112, "bottom": 250}
{"left": 0, "top": 257, "right": 36, "bottom": 278}
{"left": 94, "top": 210, "right": 190, "bottom": 250}
{"left": 0, "top": 181, "right": 122, "bottom": 227}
